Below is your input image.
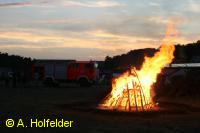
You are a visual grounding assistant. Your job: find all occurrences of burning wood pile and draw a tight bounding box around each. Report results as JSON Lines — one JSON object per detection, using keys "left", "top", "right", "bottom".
{"left": 99, "top": 23, "right": 176, "bottom": 112}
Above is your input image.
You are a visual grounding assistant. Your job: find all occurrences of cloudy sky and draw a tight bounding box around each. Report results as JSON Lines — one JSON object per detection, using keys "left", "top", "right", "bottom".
{"left": 0, "top": 0, "right": 200, "bottom": 60}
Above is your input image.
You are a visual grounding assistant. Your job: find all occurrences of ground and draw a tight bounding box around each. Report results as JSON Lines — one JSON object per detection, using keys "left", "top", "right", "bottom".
{"left": 0, "top": 84, "right": 200, "bottom": 133}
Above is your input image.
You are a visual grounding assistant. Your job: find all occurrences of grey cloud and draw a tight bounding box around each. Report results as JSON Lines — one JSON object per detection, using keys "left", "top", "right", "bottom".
{"left": 0, "top": 0, "right": 50, "bottom": 8}
{"left": 21, "top": 14, "right": 166, "bottom": 40}
{"left": 0, "top": 38, "right": 26, "bottom": 45}
{"left": 98, "top": 15, "right": 165, "bottom": 39}
{"left": 0, "top": 2, "right": 31, "bottom": 7}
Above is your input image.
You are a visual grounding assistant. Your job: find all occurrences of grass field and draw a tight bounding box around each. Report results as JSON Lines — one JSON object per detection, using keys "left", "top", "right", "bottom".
{"left": 0, "top": 84, "right": 200, "bottom": 132}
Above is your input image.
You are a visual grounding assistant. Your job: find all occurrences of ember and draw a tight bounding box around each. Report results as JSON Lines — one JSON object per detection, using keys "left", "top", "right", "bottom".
{"left": 99, "top": 22, "right": 176, "bottom": 112}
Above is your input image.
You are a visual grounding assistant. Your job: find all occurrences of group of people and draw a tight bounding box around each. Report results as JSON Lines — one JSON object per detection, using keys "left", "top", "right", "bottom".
{"left": 0, "top": 72, "right": 27, "bottom": 88}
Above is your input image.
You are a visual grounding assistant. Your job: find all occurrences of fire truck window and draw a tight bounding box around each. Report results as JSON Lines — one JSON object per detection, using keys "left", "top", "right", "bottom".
{"left": 69, "top": 63, "right": 78, "bottom": 69}
{"left": 85, "top": 63, "right": 94, "bottom": 69}
{"left": 72, "top": 63, "right": 79, "bottom": 69}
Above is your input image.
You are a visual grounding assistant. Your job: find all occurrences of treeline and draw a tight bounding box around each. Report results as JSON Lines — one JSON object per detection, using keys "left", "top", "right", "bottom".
{"left": 1, "top": 40, "right": 200, "bottom": 71}
{"left": 175, "top": 40, "right": 200, "bottom": 63}
{"left": 104, "top": 40, "right": 200, "bottom": 70}
{"left": 104, "top": 48, "right": 156, "bottom": 70}
{"left": 0, "top": 52, "right": 33, "bottom": 70}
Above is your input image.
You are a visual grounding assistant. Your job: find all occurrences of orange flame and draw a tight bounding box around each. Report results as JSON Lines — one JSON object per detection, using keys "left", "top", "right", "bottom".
{"left": 99, "top": 22, "right": 176, "bottom": 111}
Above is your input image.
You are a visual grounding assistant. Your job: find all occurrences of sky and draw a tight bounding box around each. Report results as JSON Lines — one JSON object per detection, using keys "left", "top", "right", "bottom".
{"left": 0, "top": 0, "right": 200, "bottom": 60}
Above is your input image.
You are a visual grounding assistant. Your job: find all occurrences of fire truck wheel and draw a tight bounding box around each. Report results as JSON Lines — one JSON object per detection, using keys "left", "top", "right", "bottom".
{"left": 78, "top": 78, "right": 91, "bottom": 87}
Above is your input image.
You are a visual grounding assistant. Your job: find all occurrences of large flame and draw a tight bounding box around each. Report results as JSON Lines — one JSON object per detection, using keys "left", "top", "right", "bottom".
{"left": 99, "top": 22, "right": 176, "bottom": 111}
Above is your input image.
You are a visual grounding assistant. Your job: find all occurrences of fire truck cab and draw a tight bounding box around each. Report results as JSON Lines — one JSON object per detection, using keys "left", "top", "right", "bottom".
{"left": 67, "top": 61, "right": 99, "bottom": 86}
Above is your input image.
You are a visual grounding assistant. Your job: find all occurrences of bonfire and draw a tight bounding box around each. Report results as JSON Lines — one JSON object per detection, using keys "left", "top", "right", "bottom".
{"left": 99, "top": 22, "right": 176, "bottom": 111}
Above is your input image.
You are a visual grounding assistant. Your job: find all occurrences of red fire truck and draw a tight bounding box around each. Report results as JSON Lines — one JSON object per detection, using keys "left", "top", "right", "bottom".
{"left": 32, "top": 60, "right": 99, "bottom": 86}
